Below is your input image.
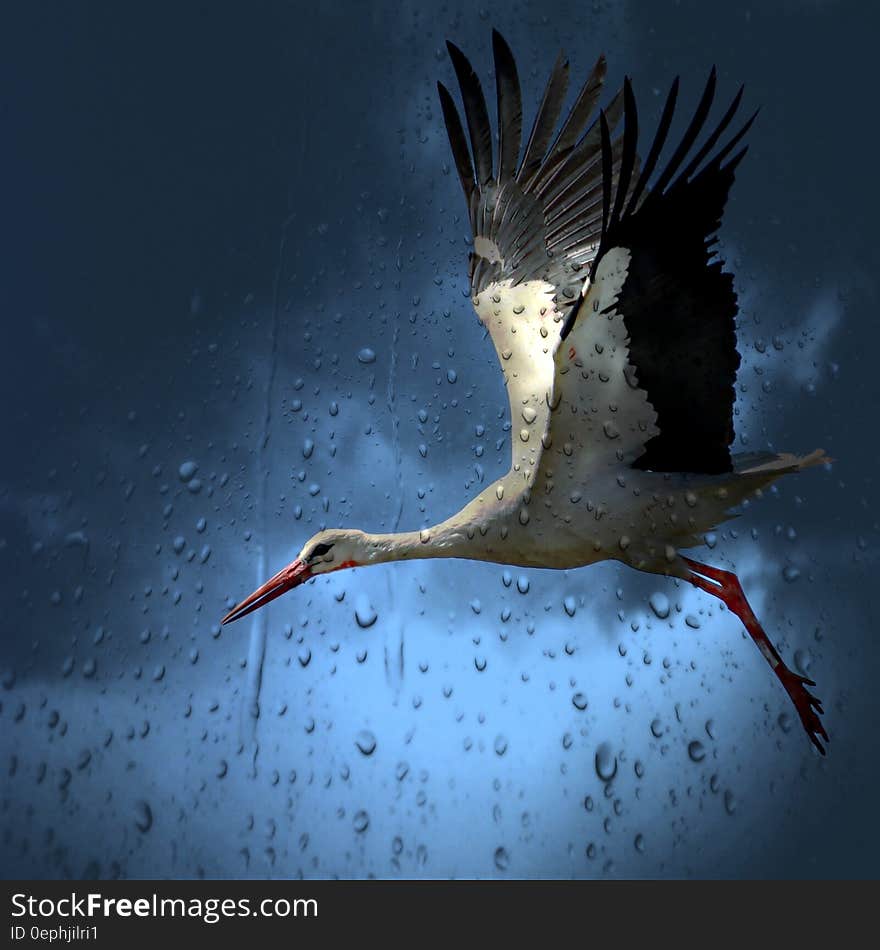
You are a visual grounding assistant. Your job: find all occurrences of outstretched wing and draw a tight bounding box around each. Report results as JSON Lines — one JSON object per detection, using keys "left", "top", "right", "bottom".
{"left": 557, "top": 71, "right": 755, "bottom": 476}
{"left": 438, "top": 31, "right": 626, "bottom": 483}
{"left": 439, "top": 31, "right": 625, "bottom": 305}
{"left": 439, "top": 34, "right": 753, "bottom": 484}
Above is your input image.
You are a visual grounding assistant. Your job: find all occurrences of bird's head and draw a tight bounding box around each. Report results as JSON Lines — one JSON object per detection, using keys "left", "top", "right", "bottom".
{"left": 221, "top": 528, "right": 368, "bottom": 625}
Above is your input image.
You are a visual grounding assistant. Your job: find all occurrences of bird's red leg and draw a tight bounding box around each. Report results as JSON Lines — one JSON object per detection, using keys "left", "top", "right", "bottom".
{"left": 680, "top": 556, "right": 828, "bottom": 755}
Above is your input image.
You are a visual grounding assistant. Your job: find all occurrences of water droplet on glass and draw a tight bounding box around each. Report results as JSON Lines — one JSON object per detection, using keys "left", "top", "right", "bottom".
{"left": 354, "top": 596, "right": 378, "bottom": 629}
{"left": 649, "top": 592, "right": 670, "bottom": 620}
{"left": 688, "top": 740, "right": 706, "bottom": 763}
{"left": 133, "top": 800, "right": 153, "bottom": 833}
{"left": 355, "top": 730, "right": 377, "bottom": 756}
{"left": 793, "top": 649, "right": 811, "bottom": 676}
{"left": 602, "top": 421, "right": 620, "bottom": 439}
{"left": 178, "top": 461, "right": 198, "bottom": 482}
{"left": 594, "top": 742, "right": 618, "bottom": 783}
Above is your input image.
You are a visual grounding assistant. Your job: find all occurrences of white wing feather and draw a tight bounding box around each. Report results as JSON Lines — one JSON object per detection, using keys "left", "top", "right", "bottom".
{"left": 473, "top": 279, "right": 560, "bottom": 487}
{"left": 545, "top": 247, "right": 659, "bottom": 480}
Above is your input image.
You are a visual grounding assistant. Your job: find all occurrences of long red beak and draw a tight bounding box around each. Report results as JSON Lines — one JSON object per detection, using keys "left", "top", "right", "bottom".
{"left": 221, "top": 559, "right": 312, "bottom": 625}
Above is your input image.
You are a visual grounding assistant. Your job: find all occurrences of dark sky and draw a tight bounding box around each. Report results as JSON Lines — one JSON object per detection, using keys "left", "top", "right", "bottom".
{"left": 1, "top": 0, "right": 877, "bottom": 879}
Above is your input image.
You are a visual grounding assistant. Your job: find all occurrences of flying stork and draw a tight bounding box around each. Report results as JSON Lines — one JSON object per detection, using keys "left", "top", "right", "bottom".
{"left": 223, "top": 32, "right": 830, "bottom": 754}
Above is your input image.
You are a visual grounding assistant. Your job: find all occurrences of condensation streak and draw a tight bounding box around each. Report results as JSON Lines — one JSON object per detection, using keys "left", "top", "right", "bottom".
{"left": 384, "top": 311, "right": 406, "bottom": 692}
{"left": 241, "top": 213, "right": 289, "bottom": 767}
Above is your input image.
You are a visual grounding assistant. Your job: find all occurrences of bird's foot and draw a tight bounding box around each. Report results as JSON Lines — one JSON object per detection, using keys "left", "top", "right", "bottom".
{"left": 775, "top": 664, "right": 828, "bottom": 755}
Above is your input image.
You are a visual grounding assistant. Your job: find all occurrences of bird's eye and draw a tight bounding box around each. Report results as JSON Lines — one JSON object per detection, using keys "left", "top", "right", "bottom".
{"left": 308, "top": 542, "right": 334, "bottom": 560}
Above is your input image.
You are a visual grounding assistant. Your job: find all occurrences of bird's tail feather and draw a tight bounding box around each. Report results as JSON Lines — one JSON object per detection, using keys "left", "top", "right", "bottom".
{"left": 734, "top": 448, "right": 831, "bottom": 476}
{"left": 629, "top": 449, "right": 831, "bottom": 567}
{"left": 674, "top": 449, "right": 831, "bottom": 550}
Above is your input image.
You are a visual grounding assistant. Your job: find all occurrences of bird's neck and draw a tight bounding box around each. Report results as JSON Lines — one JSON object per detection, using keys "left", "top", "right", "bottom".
{"left": 357, "top": 523, "right": 475, "bottom": 565}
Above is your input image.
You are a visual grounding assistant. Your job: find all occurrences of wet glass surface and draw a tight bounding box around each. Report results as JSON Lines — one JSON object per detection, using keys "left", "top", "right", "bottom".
{"left": 2, "top": 1, "right": 877, "bottom": 879}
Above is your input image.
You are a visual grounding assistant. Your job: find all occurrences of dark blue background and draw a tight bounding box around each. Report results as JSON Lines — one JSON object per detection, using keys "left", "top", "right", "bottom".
{"left": 2, "top": 0, "right": 877, "bottom": 879}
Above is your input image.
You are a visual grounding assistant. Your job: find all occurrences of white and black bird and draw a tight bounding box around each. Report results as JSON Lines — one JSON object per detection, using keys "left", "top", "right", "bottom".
{"left": 223, "top": 32, "right": 830, "bottom": 753}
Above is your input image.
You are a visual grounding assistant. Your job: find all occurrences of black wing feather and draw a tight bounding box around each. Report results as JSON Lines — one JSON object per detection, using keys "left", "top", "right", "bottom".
{"left": 693, "top": 109, "right": 758, "bottom": 175}
{"left": 678, "top": 85, "right": 744, "bottom": 183}
{"left": 581, "top": 74, "right": 754, "bottom": 474}
{"left": 610, "top": 78, "right": 638, "bottom": 228}
{"left": 446, "top": 41, "right": 494, "bottom": 186}
{"left": 517, "top": 51, "right": 570, "bottom": 187}
{"left": 492, "top": 30, "right": 522, "bottom": 183}
{"left": 437, "top": 82, "right": 476, "bottom": 203}
{"left": 539, "top": 88, "right": 624, "bottom": 210}
{"left": 546, "top": 54, "right": 607, "bottom": 161}
{"left": 651, "top": 68, "right": 717, "bottom": 196}
{"left": 625, "top": 78, "right": 678, "bottom": 215}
